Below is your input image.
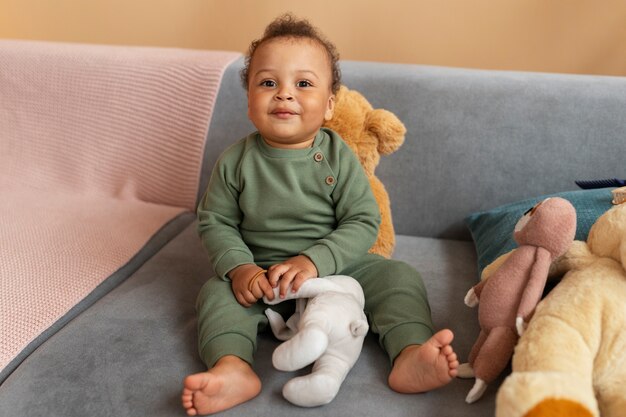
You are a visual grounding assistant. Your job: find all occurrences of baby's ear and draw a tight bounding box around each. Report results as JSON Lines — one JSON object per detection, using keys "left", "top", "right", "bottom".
{"left": 365, "top": 109, "right": 406, "bottom": 155}
{"left": 324, "top": 94, "right": 336, "bottom": 121}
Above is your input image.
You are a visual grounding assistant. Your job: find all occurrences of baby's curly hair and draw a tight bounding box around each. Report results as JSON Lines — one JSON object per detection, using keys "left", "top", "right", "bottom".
{"left": 240, "top": 13, "right": 341, "bottom": 94}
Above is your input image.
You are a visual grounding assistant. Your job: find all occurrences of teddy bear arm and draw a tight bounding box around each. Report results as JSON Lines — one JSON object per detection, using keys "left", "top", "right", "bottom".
{"left": 513, "top": 300, "right": 597, "bottom": 375}
{"left": 500, "top": 312, "right": 601, "bottom": 417}
{"left": 498, "top": 306, "right": 602, "bottom": 417}
{"left": 497, "top": 373, "right": 599, "bottom": 417}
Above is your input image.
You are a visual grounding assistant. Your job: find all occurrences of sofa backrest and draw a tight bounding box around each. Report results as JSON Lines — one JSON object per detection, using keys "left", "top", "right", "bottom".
{"left": 202, "top": 58, "right": 626, "bottom": 240}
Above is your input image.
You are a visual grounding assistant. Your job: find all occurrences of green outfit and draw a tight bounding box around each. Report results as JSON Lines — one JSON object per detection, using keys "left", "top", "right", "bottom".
{"left": 196, "top": 128, "right": 434, "bottom": 367}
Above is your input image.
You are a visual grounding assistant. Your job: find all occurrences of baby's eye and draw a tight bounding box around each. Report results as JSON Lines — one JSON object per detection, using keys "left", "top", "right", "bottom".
{"left": 297, "top": 80, "right": 312, "bottom": 88}
{"left": 260, "top": 80, "right": 276, "bottom": 87}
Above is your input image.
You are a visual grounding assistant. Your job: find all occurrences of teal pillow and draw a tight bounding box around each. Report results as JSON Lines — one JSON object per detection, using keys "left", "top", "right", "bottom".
{"left": 465, "top": 188, "right": 614, "bottom": 275}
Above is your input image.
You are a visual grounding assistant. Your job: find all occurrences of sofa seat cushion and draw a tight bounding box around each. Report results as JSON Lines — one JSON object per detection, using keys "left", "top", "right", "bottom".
{"left": 0, "top": 226, "right": 498, "bottom": 416}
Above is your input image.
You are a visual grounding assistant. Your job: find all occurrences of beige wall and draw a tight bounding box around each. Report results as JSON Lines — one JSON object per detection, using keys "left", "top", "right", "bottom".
{"left": 1, "top": 0, "right": 625, "bottom": 76}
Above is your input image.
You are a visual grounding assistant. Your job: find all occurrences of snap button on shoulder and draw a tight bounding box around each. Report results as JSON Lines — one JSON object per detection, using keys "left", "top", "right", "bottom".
{"left": 325, "top": 176, "right": 335, "bottom": 185}
{"left": 314, "top": 152, "right": 324, "bottom": 162}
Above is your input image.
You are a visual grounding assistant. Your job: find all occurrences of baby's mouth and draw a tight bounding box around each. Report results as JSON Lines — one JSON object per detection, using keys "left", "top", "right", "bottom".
{"left": 271, "top": 108, "right": 298, "bottom": 118}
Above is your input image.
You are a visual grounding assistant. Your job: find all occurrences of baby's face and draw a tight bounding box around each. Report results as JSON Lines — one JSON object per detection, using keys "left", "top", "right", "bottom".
{"left": 247, "top": 37, "right": 335, "bottom": 149}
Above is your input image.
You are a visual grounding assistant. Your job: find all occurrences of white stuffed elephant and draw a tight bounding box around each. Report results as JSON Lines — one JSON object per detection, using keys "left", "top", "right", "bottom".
{"left": 263, "top": 275, "right": 369, "bottom": 407}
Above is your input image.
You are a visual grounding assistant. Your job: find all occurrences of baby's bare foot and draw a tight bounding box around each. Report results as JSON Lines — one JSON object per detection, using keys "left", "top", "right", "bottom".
{"left": 181, "top": 356, "right": 261, "bottom": 415}
{"left": 388, "top": 329, "right": 459, "bottom": 393}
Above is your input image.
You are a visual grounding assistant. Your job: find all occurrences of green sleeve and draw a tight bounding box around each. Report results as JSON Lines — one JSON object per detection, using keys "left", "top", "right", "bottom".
{"left": 197, "top": 147, "right": 254, "bottom": 280}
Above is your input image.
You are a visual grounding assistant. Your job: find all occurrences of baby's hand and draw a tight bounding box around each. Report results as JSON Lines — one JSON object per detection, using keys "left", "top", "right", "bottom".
{"left": 229, "top": 264, "right": 274, "bottom": 307}
{"left": 267, "top": 255, "right": 318, "bottom": 298}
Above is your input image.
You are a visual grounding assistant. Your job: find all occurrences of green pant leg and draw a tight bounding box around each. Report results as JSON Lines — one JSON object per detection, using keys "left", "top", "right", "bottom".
{"left": 341, "top": 254, "right": 434, "bottom": 364}
{"left": 196, "top": 277, "right": 295, "bottom": 368}
{"left": 195, "top": 276, "right": 295, "bottom": 368}
{"left": 195, "top": 276, "right": 265, "bottom": 367}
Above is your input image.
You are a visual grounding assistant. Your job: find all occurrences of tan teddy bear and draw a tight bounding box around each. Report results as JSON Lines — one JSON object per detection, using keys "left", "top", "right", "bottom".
{"left": 495, "top": 200, "right": 626, "bottom": 417}
{"left": 323, "top": 85, "right": 406, "bottom": 258}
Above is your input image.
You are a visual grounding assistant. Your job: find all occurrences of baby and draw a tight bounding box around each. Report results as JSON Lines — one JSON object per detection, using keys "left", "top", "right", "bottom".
{"left": 182, "top": 14, "right": 458, "bottom": 416}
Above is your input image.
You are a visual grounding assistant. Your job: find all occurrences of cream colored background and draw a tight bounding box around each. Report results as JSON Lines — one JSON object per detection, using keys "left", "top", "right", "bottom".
{"left": 1, "top": 0, "right": 625, "bottom": 75}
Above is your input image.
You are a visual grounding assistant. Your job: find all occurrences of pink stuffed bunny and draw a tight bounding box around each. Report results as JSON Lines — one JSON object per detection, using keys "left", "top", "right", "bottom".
{"left": 459, "top": 197, "right": 576, "bottom": 403}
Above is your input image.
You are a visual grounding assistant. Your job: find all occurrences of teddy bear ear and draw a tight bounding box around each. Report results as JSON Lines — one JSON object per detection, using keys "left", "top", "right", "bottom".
{"left": 365, "top": 109, "right": 407, "bottom": 155}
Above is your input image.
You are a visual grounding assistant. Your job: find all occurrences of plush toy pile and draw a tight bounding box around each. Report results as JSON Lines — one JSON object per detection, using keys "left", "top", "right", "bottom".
{"left": 324, "top": 85, "right": 406, "bottom": 258}
{"left": 496, "top": 200, "right": 626, "bottom": 417}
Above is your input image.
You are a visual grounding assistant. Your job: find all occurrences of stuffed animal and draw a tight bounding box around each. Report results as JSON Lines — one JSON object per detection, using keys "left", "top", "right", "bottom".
{"left": 458, "top": 197, "right": 577, "bottom": 403}
{"left": 323, "top": 86, "right": 406, "bottom": 258}
{"left": 496, "top": 200, "right": 626, "bottom": 417}
{"left": 263, "top": 275, "right": 369, "bottom": 407}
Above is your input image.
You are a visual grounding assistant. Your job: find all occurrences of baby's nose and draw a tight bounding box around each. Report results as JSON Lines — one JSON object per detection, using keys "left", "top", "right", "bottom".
{"left": 275, "top": 90, "right": 294, "bottom": 101}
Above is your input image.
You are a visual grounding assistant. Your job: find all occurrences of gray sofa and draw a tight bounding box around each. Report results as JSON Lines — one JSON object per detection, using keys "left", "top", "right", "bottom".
{"left": 1, "top": 41, "right": 625, "bottom": 417}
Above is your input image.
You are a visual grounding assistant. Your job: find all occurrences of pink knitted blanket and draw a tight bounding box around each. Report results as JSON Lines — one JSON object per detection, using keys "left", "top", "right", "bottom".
{"left": 0, "top": 40, "right": 239, "bottom": 379}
